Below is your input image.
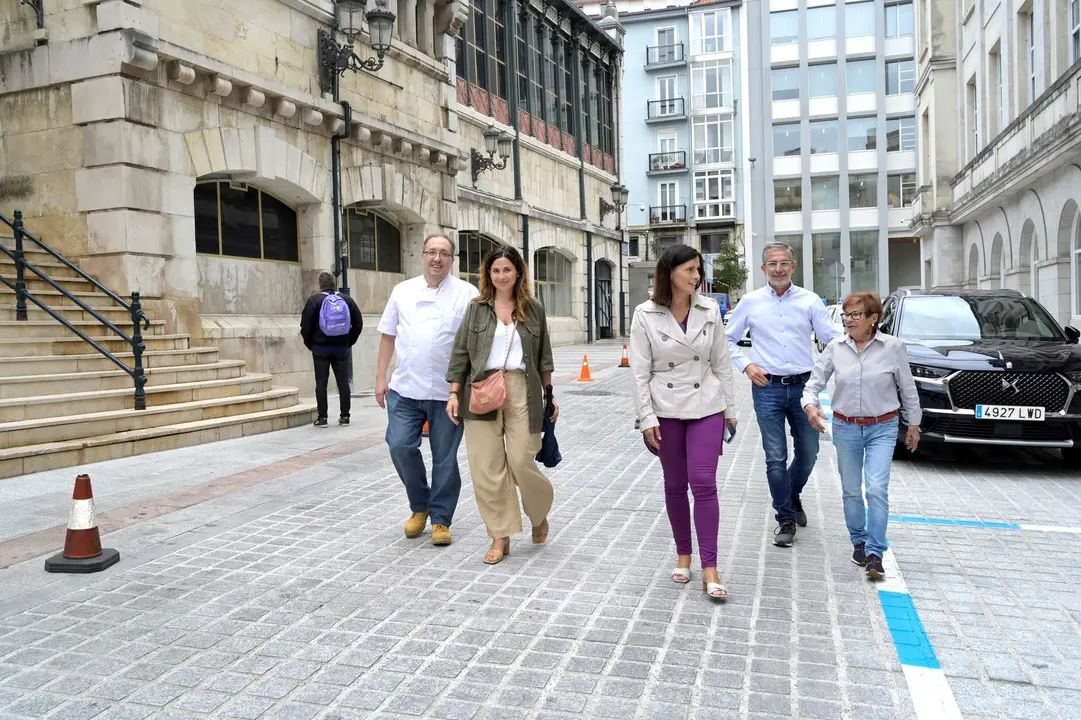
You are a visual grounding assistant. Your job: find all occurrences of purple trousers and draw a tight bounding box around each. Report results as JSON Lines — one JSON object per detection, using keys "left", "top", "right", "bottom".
{"left": 657, "top": 412, "right": 725, "bottom": 568}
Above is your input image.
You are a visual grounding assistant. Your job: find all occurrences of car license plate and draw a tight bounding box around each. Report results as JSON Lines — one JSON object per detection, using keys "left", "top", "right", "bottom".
{"left": 974, "top": 405, "right": 1045, "bottom": 421}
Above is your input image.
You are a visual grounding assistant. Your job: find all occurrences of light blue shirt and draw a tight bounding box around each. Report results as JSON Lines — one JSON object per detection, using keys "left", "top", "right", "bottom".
{"left": 725, "top": 283, "right": 839, "bottom": 375}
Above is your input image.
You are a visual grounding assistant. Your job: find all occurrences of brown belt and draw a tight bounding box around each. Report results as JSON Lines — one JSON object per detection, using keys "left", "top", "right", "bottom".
{"left": 833, "top": 410, "right": 899, "bottom": 426}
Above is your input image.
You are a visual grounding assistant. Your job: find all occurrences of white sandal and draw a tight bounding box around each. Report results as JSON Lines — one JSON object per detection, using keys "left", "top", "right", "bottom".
{"left": 671, "top": 567, "right": 691, "bottom": 584}
{"left": 703, "top": 581, "right": 727, "bottom": 600}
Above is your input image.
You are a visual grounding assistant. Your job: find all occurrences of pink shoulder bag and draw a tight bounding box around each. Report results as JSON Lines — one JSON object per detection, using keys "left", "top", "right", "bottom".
{"left": 469, "top": 321, "right": 517, "bottom": 414}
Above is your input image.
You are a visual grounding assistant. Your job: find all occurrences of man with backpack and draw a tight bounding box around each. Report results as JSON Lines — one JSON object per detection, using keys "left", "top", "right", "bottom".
{"left": 301, "top": 272, "right": 364, "bottom": 427}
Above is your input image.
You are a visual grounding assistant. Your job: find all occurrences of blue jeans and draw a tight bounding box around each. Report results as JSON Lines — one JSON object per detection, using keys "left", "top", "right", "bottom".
{"left": 832, "top": 416, "right": 898, "bottom": 558}
{"left": 752, "top": 381, "right": 821, "bottom": 523}
{"left": 385, "top": 390, "right": 464, "bottom": 526}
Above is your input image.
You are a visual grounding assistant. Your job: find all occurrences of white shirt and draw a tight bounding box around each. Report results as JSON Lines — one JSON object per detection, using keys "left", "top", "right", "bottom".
{"left": 724, "top": 283, "right": 839, "bottom": 376}
{"left": 484, "top": 321, "right": 527, "bottom": 371}
{"left": 377, "top": 274, "right": 480, "bottom": 401}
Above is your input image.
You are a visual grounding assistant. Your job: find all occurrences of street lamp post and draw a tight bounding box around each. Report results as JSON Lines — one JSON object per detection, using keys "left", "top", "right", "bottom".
{"left": 470, "top": 125, "right": 514, "bottom": 186}
{"left": 318, "top": 0, "right": 397, "bottom": 94}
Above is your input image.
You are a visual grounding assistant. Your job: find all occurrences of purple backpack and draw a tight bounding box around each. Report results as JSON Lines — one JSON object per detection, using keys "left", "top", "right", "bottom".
{"left": 318, "top": 292, "right": 351, "bottom": 336}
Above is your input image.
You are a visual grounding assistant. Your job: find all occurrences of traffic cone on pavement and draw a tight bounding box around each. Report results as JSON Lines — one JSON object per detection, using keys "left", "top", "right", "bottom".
{"left": 619, "top": 345, "right": 630, "bottom": 368}
{"left": 577, "top": 354, "right": 594, "bottom": 382}
{"left": 45, "top": 474, "right": 120, "bottom": 574}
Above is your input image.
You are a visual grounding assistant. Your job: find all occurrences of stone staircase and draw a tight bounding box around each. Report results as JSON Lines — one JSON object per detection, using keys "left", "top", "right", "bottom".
{"left": 0, "top": 241, "right": 316, "bottom": 479}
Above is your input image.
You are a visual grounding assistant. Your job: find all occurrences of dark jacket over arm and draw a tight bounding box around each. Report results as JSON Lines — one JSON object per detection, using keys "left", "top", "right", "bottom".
{"left": 300, "top": 292, "right": 363, "bottom": 351}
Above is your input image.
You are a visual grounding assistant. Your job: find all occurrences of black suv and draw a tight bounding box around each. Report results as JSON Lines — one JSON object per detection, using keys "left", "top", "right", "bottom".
{"left": 878, "top": 289, "right": 1081, "bottom": 461}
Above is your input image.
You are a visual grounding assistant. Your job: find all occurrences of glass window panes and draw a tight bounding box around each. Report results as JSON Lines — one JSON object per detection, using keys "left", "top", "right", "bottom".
{"left": 692, "top": 59, "right": 733, "bottom": 111}
{"left": 774, "top": 234, "right": 805, "bottom": 287}
{"left": 534, "top": 249, "right": 572, "bottom": 316}
{"left": 700, "top": 232, "right": 729, "bottom": 254}
{"left": 773, "top": 122, "right": 801, "bottom": 157}
{"left": 811, "top": 177, "right": 840, "bottom": 211}
{"left": 887, "top": 60, "right": 915, "bottom": 94}
{"left": 809, "top": 63, "right": 837, "bottom": 98}
{"left": 885, "top": 2, "right": 914, "bottom": 37}
{"left": 694, "top": 170, "right": 734, "bottom": 219}
{"left": 693, "top": 115, "right": 734, "bottom": 164}
{"left": 774, "top": 178, "right": 802, "bottom": 213}
{"left": 886, "top": 116, "right": 916, "bottom": 151}
{"left": 812, "top": 232, "right": 843, "bottom": 303}
{"left": 849, "top": 174, "right": 878, "bottom": 208}
{"left": 807, "top": 7, "right": 836, "bottom": 40}
{"left": 772, "top": 67, "right": 799, "bottom": 101}
{"left": 470, "top": 0, "right": 487, "bottom": 90}
{"left": 345, "top": 208, "right": 402, "bottom": 273}
{"left": 458, "top": 232, "right": 502, "bottom": 287}
{"left": 887, "top": 173, "right": 917, "bottom": 208}
{"left": 692, "top": 9, "right": 731, "bottom": 54}
{"left": 770, "top": 10, "right": 799, "bottom": 44}
{"left": 850, "top": 230, "right": 880, "bottom": 292}
{"left": 629, "top": 235, "right": 640, "bottom": 257}
{"left": 847, "top": 60, "right": 876, "bottom": 94}
{"left": 809, "top": 120, "right": 838, "bottom": 154}
{"left": 194, "top": 182, "right": 300, "bottom": 263}
{"left": 847, "top": 116, "right": 878, "bottom": 151}
{"left": 846, "top": 2, "right": 876, "bottom": 36}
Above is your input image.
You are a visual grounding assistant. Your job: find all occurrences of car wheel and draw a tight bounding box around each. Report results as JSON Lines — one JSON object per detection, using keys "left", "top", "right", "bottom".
{"left": 1061, "top": 447, "right": 1081, "bottom": 465}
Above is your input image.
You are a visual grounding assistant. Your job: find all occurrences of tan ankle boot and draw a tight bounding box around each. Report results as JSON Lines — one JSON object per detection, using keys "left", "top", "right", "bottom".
{"left": 404, "top": 511, "right": 428, "bottom": 538}
{"left": 431, "top": 524, "right": 452, "bottom": 546}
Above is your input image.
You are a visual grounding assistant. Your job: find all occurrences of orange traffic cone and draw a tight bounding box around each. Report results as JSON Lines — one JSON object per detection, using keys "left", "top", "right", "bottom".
{"left": 577, "top": 354, "right": 594, "bottom": 382}
{"left": 619, "top": 344, "right": 630, "bottom": 368}
{"left": 422, "top": 421, "right": 430, "bottom": 437}
{"left": 45, "top": 474, "right": 120, "bottom": 574}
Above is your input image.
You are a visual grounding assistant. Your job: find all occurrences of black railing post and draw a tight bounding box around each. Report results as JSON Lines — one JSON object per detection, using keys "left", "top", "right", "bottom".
{"left": 12, "top": 210, "right": 28, "bottom": 321}
{"left": 130, "top": 291, "right": 148, "bottom": 410}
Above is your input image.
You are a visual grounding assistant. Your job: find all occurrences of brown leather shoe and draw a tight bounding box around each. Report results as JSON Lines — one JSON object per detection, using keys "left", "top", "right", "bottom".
{"left": 431, "top": 524, "right": 452, "bottom": 546}
{"left": 404, "top": 511, "right": 428, "bottom": 538}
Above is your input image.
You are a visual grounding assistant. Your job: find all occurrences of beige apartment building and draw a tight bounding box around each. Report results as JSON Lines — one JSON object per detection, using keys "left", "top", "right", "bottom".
{"left": 912, "top": 0, "right": 1081, "bottom": 325}
{"left": 0, "top": 0, "right": 626, "bottom": 475}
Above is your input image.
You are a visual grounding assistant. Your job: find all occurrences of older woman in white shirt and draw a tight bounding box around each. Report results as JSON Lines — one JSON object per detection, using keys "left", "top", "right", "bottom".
{"left": 630, "top": 244, "right": 738, "bottom": 600}
{"left": 801, "top": 291, "right": 921, "bottom": 579}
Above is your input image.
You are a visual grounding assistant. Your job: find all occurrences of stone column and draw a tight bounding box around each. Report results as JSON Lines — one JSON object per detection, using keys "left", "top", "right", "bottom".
{"left": 398, "top": 0, "right": 418, "bottom": 47}
{"left": 417, "top": 0, "right": 435, "bottom": 56}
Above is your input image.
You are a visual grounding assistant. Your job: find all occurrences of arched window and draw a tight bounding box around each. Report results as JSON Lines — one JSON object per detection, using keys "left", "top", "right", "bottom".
{"left": 458, "top": 232, "right": 503, "bottom": 287}
{"left": 1031, "top": 233, "right": 1040, "bottom": 300}
{"left": 534, "top": 249, "right": 573, "bottom": 317}
{"left": 344, "top": 208, "right": 401, "bottom": 274}
{"left": 1073, "top": 211, "right": 1081, "bottom": 316}
{"left": 194, "top": 181, "right": 299, "bottom": 262}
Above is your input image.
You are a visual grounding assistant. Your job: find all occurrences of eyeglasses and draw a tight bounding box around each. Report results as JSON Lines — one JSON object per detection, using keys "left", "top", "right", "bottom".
{"left": 840, "top": 311, "right": 866, "bottom": 320}
{"left": 764, "top": 261, "right": 794, "bottom": 269}
{"left": 422, "top": 250, "right": 454, "bottom": 259}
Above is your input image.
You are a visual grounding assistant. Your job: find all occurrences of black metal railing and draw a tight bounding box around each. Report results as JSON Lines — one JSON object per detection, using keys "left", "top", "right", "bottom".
{"left": 646, "top": 43, "right": 685, "bottom": 66}
{"left": 646, "top": 97, "right": 685, "bottom": 120}
{"left": 649, "top": 151, "right": 687, "bottom": 172}
{"left": 0, "top": 209, "right": 150, "bottom": 410}
{"left": 649, "top": 205, "right": 688, "bottom": 224}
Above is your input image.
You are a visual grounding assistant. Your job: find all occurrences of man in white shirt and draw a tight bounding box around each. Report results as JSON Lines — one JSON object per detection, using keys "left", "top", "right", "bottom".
{"left": 725, "top": 241, "right": 839, "bottom": 548}
{"left": 376, "top": 234, "right": 479, "bottom": 546}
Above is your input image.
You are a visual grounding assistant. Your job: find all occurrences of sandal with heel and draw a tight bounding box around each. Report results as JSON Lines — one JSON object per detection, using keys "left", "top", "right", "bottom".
{"left": 671, "top": 567, "right": 691, "bottom": 584}
{"left": 483, "top": 538, "right": 510, "bottom": 565}
{"left": 703, "top": 580, "right": 727, "bottom": 601}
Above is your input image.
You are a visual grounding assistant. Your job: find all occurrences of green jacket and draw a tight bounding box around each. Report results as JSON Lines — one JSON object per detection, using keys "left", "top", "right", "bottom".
{"left": 445, "top": 298, "right": 555, "bottom": 434}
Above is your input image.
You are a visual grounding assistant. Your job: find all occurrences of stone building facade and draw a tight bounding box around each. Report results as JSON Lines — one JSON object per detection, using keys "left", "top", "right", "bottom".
{"left": 0, "top": 0, "right": 626, "bottom": 396}
{"left": 911, "top": 0, "right": 1081, "bottom": 328}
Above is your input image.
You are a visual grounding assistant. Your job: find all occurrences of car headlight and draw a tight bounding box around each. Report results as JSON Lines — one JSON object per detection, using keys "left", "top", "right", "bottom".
{"left": 910, "top": 364, "right": 950, "bottom": 379}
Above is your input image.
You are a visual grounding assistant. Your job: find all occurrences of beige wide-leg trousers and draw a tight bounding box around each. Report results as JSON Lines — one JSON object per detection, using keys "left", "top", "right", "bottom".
{"left": 463, "top": 371, "right": 554, "bottom": 538}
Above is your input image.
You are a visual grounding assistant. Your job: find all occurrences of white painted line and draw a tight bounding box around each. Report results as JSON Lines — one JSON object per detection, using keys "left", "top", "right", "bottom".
{"left": 1018, "top": 524, "right": 1081, "bottom": 535}
{"left": 879, "top": 548, "right": 909, "bottom": 594}
{"left": 903, "top": 666, "right": 964, "bottom": 720}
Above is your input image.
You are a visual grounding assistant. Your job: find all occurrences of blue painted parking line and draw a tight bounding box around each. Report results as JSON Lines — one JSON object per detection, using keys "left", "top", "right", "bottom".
{"left": 878, "top": 590, "right": 940, "bottom": 669}
{"left": 890, "top": 515, "right": 1022, "bottom": 530}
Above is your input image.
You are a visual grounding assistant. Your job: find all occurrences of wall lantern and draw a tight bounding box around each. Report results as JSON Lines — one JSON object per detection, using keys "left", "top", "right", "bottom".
{"left": 470, "top": 125, "right": 514, "bottom": 186}
{"left": 318, "top": 0, "right": 397, "bottom": 93}
{"left": 600, "top": 183, "right": 630, "bottom": 221}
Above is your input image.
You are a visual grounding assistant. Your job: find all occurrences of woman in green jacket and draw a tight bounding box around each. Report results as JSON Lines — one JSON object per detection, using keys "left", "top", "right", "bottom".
{"left": 445, "top": 245, "right": 559, "bottom": 564}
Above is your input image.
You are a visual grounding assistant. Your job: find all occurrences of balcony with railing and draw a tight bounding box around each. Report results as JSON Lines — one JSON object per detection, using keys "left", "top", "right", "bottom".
{"left": 951, "top": 58, "right": 1081, "bottom": 215}
{"left": 648, "top": 151, "right": 688, "bottom": 175}
{"left": 649, "top": 205, "right": 688, "bottom": 225}
{"left": 646, "top": 43, "right": 686, "bottom": 69}
{"left": 646, "top": 98, "right": 687, "bottom": 122}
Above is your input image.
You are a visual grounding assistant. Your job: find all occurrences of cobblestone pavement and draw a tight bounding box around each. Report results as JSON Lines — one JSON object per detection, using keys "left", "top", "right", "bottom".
{"left": 0, "top": 342, "right": 1079, "bottom": 719}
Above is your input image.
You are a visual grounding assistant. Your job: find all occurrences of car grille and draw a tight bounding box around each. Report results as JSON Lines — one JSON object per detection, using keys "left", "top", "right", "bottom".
{"left": 947, "top": 371, "right": 1070, "bottom": 412}
{"left": 923, "top": 417, "right": 1073, "bottom": 442}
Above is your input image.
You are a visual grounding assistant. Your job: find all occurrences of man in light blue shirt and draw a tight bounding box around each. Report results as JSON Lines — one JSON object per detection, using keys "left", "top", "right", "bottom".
{"left": 725, "top": 242, "right": 839, "bottom": 547}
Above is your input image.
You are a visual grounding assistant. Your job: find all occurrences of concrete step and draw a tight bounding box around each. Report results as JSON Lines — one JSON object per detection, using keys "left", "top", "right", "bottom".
{"left": 0, "top": 304, "right": 137, "bottom": 323}
{"left": 0, "top": 360, "right": 247, "bottom": 399}
{"left": 0, "top": 401, "right": 318, "bottom": 479}
{"left": 10, "top": 276, "right": 97, "bottom": 296}
{"left": 0, "top": 334, "right": 190, "bottom": 358}
{"left": 0, "top": 347, "right": 220, "bottom": 378}
{"left": 0, "top": 373, "right": 275, "bottom": 422}
{"left": 0, "top": 256, "right": 86, "bottom": 281}
{"left": 0, "top": 285, "right": 128, "bottom": 308}
{"left": 0, "top": 387, "right": 303, "bottom": 451}
{"left": 0, "top": 319, "right": 167, "bottom": 339}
